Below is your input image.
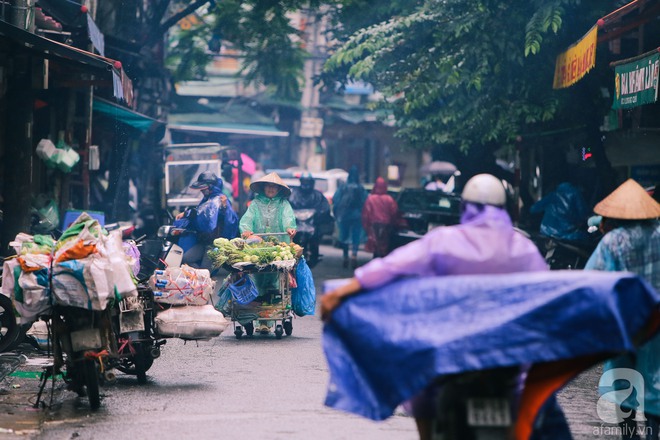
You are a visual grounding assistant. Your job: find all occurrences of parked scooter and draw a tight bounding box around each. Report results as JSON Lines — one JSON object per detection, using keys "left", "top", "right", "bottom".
{"left": 46, "top": 305, "right": 115, "bottom": 410}
{"left": 108, "top": 224, "right": 185, "bottom": 384}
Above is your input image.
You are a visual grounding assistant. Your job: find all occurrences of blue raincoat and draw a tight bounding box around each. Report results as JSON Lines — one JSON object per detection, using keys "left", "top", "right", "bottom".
{"left": 322, "top": 271, "right": 660, "bottom": 424}
{"left": 174, "top": 177, "right": 239, "bottom": 252}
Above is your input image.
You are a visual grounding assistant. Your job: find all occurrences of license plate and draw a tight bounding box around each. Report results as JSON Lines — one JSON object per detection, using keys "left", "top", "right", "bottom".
{"left": 467, "top": 398, "right": 511, "bottom": 427}
{"left": 70, "top": 328, "right": 102, "bottom": 351}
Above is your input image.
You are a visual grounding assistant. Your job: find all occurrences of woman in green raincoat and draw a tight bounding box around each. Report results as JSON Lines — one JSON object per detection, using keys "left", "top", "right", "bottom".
{"left": 239, "top": 172, "right": 297, "bottom": 334}
{"left": 240, "top": 172, "right": 297, "bottom": 242}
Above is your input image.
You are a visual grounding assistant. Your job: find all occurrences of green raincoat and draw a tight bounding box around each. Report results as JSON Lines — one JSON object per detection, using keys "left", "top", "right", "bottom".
{"left": 239, "top": 193, "right": 297, "bottom": 294}
{"left": 239, "top": 194, "right": 297, "bottom": 242}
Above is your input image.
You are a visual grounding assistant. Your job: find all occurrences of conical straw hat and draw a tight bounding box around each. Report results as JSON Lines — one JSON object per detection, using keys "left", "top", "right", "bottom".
{"left": 594, "top": 179, "right": 660, "bottom": 220}
{"left": 249, "top": 172, "right": 291, "bottom": 197}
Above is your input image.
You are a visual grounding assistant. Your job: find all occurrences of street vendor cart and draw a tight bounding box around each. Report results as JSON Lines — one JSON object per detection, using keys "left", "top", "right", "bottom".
{"left": 227, "top": 261, "right": 295, "bottom": 339}
{"left": 209, "top": 233, "right": 303, "bottom": 340}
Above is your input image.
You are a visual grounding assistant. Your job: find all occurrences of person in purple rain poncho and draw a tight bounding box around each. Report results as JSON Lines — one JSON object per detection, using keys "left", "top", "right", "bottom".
{"left": 321, "top": 174, "right": 558, "bottom": 440}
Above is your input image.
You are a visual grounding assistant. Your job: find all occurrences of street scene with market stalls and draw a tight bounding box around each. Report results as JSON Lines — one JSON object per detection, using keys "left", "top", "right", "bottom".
{"left": 1, "top": 1, "right": 660, "bottom": 440}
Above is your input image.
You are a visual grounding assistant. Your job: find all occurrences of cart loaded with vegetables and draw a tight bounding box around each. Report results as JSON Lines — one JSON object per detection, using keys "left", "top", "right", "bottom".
{"left": 208, "top": 234, "right": 315, "bottom": 339}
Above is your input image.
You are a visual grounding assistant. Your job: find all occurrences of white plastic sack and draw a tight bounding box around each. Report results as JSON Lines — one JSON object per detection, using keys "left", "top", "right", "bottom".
{"left": 54, "top": 213, "right": 104, "bottom": 262}
{"left": 15, "top": 269, "right": 52, "bottom": 323}
{"left": 52, "top": 254, "right": 112, "bottom": 310}
{"left": 9, "top": 233, "right": 36, "bottom": 255}
{"left": 36, "top": 139, "right": 57, "bottom": 160}
{"left": 3, "top": 257, "right": 51, "bottom": 324}
{"left": 101, "top": 231, "right": 138, "bottom": 299}
{"left": 27, "top": 320, "right": 50, "bottom": 350}
{"left": 155, "top": 305, "right": 229, "bottom": 339}
{"left": 149, "top": 265, "right": 214, "bottom": 306}
{"left": 1, "top": 258, "right": 20, "bottom": 298}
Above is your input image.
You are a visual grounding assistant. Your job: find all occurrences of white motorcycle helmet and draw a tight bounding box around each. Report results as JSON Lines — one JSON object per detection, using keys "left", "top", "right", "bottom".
{"left": 461, "top": 174, "right": 507, "bottom": 207}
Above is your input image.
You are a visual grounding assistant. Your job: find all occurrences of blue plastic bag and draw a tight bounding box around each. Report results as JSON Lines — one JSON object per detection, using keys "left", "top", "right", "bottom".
{"left": 292, "top": 258, "right": 316, "bottom": 316}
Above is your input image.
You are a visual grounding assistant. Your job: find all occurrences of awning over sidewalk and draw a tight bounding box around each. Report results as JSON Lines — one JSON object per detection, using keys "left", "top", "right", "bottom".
{"left": 0, "top": 20, "right": 133, "bottom": 103}
{"left": 168, "top": 111, "right": 289, "bottom": 137}
{"left": 93, "top": 97, "right": 165, "bottom": 133}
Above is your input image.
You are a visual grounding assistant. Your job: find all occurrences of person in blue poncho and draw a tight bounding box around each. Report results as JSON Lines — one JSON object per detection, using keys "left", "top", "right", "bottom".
{"left": 530, "top": 181, "right": 591, "bottom": 243}
{"left": 332, "top": 165, "right": 367, "bottom": 269}
{"left": 174, "top": 171, "right": 239, "bottom": 268}
{"left": 586, "top": 179, "right": 660, "bottom": 440}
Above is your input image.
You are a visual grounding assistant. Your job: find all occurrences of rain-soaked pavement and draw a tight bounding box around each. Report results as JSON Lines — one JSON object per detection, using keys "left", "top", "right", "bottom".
{"left": 0, "top": 243, "right": 639, "bottom": 439}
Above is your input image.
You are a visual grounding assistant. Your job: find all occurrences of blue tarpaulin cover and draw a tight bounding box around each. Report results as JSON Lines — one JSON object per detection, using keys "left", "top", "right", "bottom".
{"left": 322, "top": 270, "right": 660, "bottom": 421}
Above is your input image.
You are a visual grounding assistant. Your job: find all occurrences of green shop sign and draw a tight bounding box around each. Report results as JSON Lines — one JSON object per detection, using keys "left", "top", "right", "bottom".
{"left": 613, "top": 52, "right": 660, "bottom": 109}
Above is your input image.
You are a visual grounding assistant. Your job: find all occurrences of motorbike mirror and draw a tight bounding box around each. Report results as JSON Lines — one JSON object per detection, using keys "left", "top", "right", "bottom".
{"left": 157, "top": 225, "right": 173, "bottom": 238}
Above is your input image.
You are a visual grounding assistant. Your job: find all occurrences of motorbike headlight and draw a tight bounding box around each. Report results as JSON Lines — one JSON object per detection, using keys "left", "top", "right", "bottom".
{"left": 294, "top": 210, "right": 315, "bottom": 221}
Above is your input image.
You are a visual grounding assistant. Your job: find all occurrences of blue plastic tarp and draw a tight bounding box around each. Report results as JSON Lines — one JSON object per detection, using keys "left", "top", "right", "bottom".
{"left": 322, "top": 271, "right": 660, "bottom": 421}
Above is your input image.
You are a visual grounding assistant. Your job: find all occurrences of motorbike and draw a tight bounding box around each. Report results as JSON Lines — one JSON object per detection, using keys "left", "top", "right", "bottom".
{"left": 107, "top": 224, "right": 185, "bottom": 384}
{"left": 293, "top": 209, "right": 320, "bottom": 268}
{"left": 293, "top": 208, "right": 334, "bottom": 268}
{"left": 432, "top": 367, "right": 520, "bottom": 440}
{"left": 45, "top": 305, "right": 115, "bottom": 410}
{"left": 322, "top": 271, "right": 660, "bottom": 440}
{"left": 515, "top": 227, "right": 600, "bottom": 270}
{"left": 541, "top": 236, "right": 598, "bottom": 270}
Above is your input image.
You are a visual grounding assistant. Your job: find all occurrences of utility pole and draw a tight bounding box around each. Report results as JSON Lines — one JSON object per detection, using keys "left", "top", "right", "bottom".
{"left": 297, "top": 8, "right": 327, "bottom": 171}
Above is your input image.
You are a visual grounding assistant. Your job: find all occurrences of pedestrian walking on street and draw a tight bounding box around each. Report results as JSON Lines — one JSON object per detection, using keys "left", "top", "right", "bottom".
{"left": 332, "top": 165, "right": 367, "bottom": 269}
{"left": 362, "top": 177, "right": 400, "bottom": 259}
{"left": 585, "top": 178, "right": 660, "bottom": 440}
{"left": 321, "top": 174, "right": 569, "bottom": 440}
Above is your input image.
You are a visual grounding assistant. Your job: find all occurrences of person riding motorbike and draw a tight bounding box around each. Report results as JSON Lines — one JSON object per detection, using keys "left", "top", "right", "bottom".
{"left": 173, "top": 171, "right": 239, "bottom": 268}
{"left": 288, "top": 173, "right": 333, "bottom": 265}
{"left": 321, "top": 174, "right": 571, "bottom": 440}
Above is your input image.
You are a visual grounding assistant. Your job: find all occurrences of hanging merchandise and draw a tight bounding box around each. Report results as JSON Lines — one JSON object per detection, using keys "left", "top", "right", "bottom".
{"left": 34, "top": 137, "right": 80, "bottom": 173}
{"left": 54, "top": 138, "right": 80, "bottom": 173}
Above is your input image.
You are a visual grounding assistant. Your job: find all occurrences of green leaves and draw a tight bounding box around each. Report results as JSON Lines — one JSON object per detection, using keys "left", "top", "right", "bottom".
{"left": 322, "top": 0, "right": 609, "bottom": 155}
{"left": 525, "top": 2, "right": 564, "bottom": 56}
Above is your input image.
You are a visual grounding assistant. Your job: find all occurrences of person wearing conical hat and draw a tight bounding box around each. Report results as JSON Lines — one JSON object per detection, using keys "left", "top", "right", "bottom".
{"left": 239, "top": 172, "right": 297, "bottom": 335}
{"left": 585, "top": 178, "right": 660, "bottom": 437}
{"left": 240, "top": 172, "right": 297, "bottom": 242}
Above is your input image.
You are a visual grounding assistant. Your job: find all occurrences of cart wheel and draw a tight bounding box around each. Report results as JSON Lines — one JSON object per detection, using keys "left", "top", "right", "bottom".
{"left": 234, "top": 327, "right": 243, "bottom": 339}
{"left": 244, "top": 322, "right": 254, "bottom": 336}
{"left": 283, "top": 320, "right": 293, "bottom": 336}
{"left": 275, "top": 324, "right": 284, "bottom": 340}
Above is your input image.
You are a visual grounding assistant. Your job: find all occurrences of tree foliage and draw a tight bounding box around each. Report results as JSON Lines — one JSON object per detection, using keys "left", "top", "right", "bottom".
{"left": 166, "top": 0, "right": 327, "bottom": 103}
{"left": 323, "top": 0, "right": 612, "bottom": 154}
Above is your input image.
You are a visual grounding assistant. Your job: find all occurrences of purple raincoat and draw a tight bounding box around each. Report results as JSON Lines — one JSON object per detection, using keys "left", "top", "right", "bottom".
{"left": 355, "top": 203, "right": 548, "bottom": 290}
